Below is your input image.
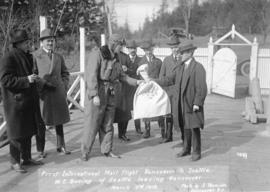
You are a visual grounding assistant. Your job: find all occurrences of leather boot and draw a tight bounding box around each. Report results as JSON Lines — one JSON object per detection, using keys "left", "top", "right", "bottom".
{"left": 142, "top": 121, "right": 150, "bottom": 138}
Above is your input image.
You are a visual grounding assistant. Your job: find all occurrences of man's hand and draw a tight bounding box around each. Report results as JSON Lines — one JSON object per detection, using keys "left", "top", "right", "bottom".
{"left": 122, "top": 65, "right": 128, "bottom": 72}
{"left": 193, "top": 105, "right": 199, "bottom": 112}
{"left": 136, "top": 80, "right": 145, "bottom": 85}
{"left": 27, "top": 74, "right": 38, "bottom": 83}
{"left": 93, "top": 95, "right": 100, "bottom": 106}
{"left": 107, "top": 59, "right": 116, "bottom": 69}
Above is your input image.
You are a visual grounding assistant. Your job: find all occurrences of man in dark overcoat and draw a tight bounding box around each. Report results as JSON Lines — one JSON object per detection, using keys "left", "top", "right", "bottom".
{"left": 114, "top": 48, "right": 133, "bottom": 142}
{"left": 0, "top": 29, "right": 44, "bottom": 173}
{"left": 138, "top": 40, "right": 164, "bottom": 139}
{"left": 81, "top": 34, "right": 141, "bottom": 161}
{"left": 33, "top": 28, "right": 71, "bottom": 155}
{"left": 156, "top": 42, "right": 207, "bottom": 161}
{"left": 159, "top": 36, "right": 182, "bottom": 143}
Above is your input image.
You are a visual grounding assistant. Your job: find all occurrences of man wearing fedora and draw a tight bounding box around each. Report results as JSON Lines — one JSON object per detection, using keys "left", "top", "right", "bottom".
{"left": 126, "top": 40, "right": 142, "bottom": 134}
{"left": 33, "top": 28, "right": 71, "bottom": 156}
{"left": 159, "top": 35, "right": 182, "bottom": 143}
{"left": 139, "top": 39, "right": 164, "bottom": 139}
{"left": 81, "top": 34, "right": 142, "bottom": 161}
{"left": 0, "top": 29, "right": 44, "bottom": 173}
{"left": 156, "top": 41, "right": 207, "bottom": 161}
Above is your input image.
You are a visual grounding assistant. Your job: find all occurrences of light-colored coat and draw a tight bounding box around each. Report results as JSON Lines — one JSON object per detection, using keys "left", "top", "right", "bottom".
{"left": 33, "top": 48, "right": 70, "bottom": 126}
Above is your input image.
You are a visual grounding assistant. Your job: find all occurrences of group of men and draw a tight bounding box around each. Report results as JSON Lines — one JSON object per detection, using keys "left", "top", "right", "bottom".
{"left": 0, "top": 29, "right": 207, "bottom": 173}
{"left": 82, "top": 33, "right": 207, "bottom": 162}
{"left": 0, "top": 28, "right": 71, "bottom": 173}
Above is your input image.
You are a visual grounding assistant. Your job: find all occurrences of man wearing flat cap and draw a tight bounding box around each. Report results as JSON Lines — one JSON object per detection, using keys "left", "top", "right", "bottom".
{"left": 33, "top": 28, "right": 71, "bottom": 156}
{"left": 138, "top": 39, "right": 164, "bottom": 139}
{"left": 159, "top": 35, "right": 182, "bottom": 143}
{"left": 156, "top": 41, "right": 207, "bottom": 161}
{"left": 81, "top": 33, "right": 142, "bottom": 161}
{"left": 0, "top": 29, "right": 44, "bottom": 173}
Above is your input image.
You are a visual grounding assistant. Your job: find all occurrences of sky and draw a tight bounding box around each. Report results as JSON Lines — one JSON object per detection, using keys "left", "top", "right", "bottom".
{"left": 114, "top": 0, "right": 178, "bottom": 32}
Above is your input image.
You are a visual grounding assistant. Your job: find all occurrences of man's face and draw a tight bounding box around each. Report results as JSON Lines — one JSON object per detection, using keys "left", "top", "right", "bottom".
{"left": 17, "top": 39, "right": 32, "bottom": 52}
{"left": 171, "top": 46, "right": 179, "bottom": 56}
{"left": 41, "top": 38, "right": 54, "bottom": 51}
{"left": 128, "top": 47, "right": 136, "bottom": 56}
{"left": 143, "top": 47, "right": 153, "bottom": 57}
{"left": 181, "top": 50, "right": 193, "bottom": 62}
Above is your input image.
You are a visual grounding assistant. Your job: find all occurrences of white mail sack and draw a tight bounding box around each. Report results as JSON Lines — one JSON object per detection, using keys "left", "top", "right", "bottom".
{"left": 133, "top": 64, "right": 171, "bottom": 120}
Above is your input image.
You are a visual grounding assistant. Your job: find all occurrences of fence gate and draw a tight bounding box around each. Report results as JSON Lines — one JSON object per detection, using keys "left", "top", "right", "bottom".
{"left": 212, "top": 48, "right": 237, "bottom": 97}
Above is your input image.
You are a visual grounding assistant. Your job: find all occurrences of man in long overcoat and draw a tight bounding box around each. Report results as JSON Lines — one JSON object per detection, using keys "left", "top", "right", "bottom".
{"left": 33, "top": 28, "right": 71, "bottom": 155}
{"left": 138, "top": 40, "right": 164, "bottom": 139}
{"left": 114, "top": 49, "right": 133, "bottom": 142}
{"left": 0, "top": 29, "right": 44, "bottom": 173}
{"left": 81, "top": 34, "right": 141, "bottom": 161}
{"left": 159, "top": 36, "right": 182, "bottom": 143}
{"left": 156, "top": 42, "right": 207, "bottom": 161}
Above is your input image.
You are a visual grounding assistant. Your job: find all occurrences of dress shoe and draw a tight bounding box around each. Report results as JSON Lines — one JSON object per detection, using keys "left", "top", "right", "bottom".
{"left": 11, "top": 163, "right": 27, "bottom": 173}
{"left": 176, "top": 151, "right": 191, "bottom": 158}
{"left": 191, "top": 154, "right": 201, "bottom": 161}
{"left": 57, "top": 147, "right": 71, "bottom": 155}
{"left": 22, "top": 159, "right": 44, "bottom": 166}
{"left": 142, "top": 130, "right": 150, "bottom": 138}
{"left": 163, "top": 138, "right": 173, "bottom": 143}
{"left": 38, "top": 151, "right": 47, "bottom": 159}
{"left": 119, "top": 135, "right": 130, "bottom": 142}
{"left": 104, "top": 152, "right": 121, "bottom": 158}
{"left": 135, "top": 128, "right": 143, "bottom": 134}
{"left": 81, "top": 154, "right": 89, "bottom": 161}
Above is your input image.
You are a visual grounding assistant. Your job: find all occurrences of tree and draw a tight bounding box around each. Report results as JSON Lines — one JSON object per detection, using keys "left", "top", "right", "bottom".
{"left": 178, "top": 0, "right": 194, "bottom": 34}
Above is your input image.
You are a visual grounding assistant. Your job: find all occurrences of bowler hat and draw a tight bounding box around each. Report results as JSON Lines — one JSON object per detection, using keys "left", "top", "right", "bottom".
{"left": 179, "top": 42, "right": 197, "bottom": 53}
{"left": 126, "top": 40, "right": 137, "bottom": 48}
{"left": 140, "top": 39, "right": 155, "bottom": 49}
{"left": 167, "top": 35, "right": 180, "bottom": 46}
{"left": 10, "top": 29, "right": 29, "bottom": 44}
{"left": 40, "top": 28, "right": 56, "bottom": 41}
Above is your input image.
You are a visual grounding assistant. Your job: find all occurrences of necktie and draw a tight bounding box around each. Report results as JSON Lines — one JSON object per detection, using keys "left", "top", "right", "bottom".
{"left": 48, "top": 51, "right": 52, "bottom": 60}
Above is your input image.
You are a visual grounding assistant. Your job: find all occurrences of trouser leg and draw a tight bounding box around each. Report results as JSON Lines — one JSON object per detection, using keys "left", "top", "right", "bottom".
{"left": 118, "top": 123, "right": 124, "bottom": 138}
{"left": 192, "top": 128, "right": 201, "bottom": 155}
{"left": 134, "top": 119, "right": 142, "bottom": 133}
{"left": 36, "top": 123, "right": 46, "bottom": 152}
{"left": 158, "top": 117, "right": 165, "bottom": 139}
{"left": 163, "top": 116, "right": 173, "bottom": 142}
{"left": 21, "top": 137, "right": 32, "bottom": 161}
{"left": 9, "top": 139, "right": 21, "bottom": 165}
{"left": 183, "top": 129, "right": 192, "bottom": 153}
{"left": 55, "top": 125, "right": 64, "bottom": 149}
{"left": 99, "top": 97, "right": 115, "bottom": 154}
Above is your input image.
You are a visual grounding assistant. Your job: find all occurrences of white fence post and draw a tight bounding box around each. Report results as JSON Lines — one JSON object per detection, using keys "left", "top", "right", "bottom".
{"left": 207, "top": 37, "right": 214, "bottom": 94}
{"left": 39, "top": 16, "right": 47, "bottom": 33}
{"left": 250, "top": 37, "right": 259, "bottom": 81}
{"left": 101, "top": 34, "right": 106, "bottom": 46}
{"left": 79, "top": 27, "right": 85, "bottom": 107}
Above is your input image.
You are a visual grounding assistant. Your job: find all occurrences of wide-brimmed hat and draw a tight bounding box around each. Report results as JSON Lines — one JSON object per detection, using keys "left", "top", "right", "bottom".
{"left": 40, "top": 28, "right": 56, "bottom": 41}
{"left": 167, "top": 35, "right": 180, "bottom": 47}
{"left": 179, "top": 42, "right": 197, "bottom": 53}
{"left": 10, "top": 29, "right": 29, "bottom": 44}
{"left": 126, "top": 40, "right": 137, "bottom": 48}
{"left": 109, "top": 33, "right": 125, "bottom": 45}
{"left": 140, "top": 40, "right": 155, "bottom": 49}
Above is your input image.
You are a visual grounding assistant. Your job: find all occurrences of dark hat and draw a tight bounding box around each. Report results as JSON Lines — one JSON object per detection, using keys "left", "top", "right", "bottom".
{"left": 167, "top": 35, "right": 180, "bottom": 46}
{"left": 126, "top": 40, "right": 137, "bottom": 48}
{"left": 10, "top": 29, "right": 29, "bottom": 44}
{"left": 40, "top": 28, "right": 56, "bottom": 40}
{"left": 179, "top": 42, "right": 197, "bottom": 53}
{"left": 109, "top": 33, "right": 124, "bottom": 44}
{"left": 140, "top": 39, "right": 155, "bottom": 49}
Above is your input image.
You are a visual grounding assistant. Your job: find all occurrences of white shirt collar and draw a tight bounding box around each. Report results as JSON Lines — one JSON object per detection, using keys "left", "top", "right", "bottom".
{"left": 185, "top": 58, "right": 192, "bottom": 67}
{"left": 42, "top": 47, "right": 50, "bottom": 53}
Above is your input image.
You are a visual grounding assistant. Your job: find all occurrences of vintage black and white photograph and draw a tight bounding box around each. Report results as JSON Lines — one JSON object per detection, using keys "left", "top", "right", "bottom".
{"left": 0, "top": 0, "right": 270, "bottom": 191}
